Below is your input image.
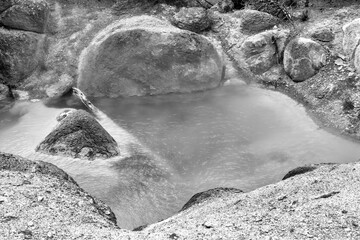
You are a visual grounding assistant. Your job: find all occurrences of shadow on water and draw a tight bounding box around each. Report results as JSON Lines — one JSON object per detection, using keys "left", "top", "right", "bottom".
{"left": 1, "top": 84, "right": 360, "bottom": 229}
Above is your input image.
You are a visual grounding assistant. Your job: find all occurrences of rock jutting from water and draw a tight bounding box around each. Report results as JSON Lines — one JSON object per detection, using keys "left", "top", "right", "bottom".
{"left": 77, "top": 15, "right": 224, "bottom": 98}
{"left": 36, "top": 109, "right": 120, "bottom": 160}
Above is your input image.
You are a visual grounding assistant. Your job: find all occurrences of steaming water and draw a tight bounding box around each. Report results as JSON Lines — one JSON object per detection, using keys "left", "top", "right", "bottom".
{"left": 1, "top": 84, "right": 360, "bottom": 229}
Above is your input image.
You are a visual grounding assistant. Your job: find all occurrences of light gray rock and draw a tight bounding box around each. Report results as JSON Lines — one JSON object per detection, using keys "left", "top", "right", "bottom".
{"left": 343, "top": 18, "right": 360, "bottom": 58}
{"left": 284, "top": 37, "right": 327, "bottom": 82}
{"left": 78, "top": 16, "right": 223, "bottom": 98}
{"left": 0, "top": 0, "right": 49, "bottom": 33}
{"left": 238, "top": 29, "right": 290, "bottom": 75}
{"left": 45, "top": 74, "right": 74, "bottom": 98}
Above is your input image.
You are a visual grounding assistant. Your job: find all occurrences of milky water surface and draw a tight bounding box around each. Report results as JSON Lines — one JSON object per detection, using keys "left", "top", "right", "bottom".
{"left": 1, "top": 84, "right": 360, "bottom": 229}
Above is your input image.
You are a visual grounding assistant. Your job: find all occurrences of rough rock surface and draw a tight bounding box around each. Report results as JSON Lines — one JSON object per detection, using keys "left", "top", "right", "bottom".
{"left": 78, "top": 16, "right": 223, "bottom": 97}
{"left": 233, "top": 9, "right": 280, "bottom": 35}
{"left": 0, "top": 0, "right": 12, "bottom": 13}
{"left": 238, "top": 29, "right": 289, "bottom": 75}
{"left": 284, "top": 37, "right": 327, "bottom": 82}
{"left": 0, "top": 28, "right": 45, "bottom": 86}
{"left": 342, "top": 18, "right": 360, "bottom": 58}
{"left": 0, "top": 152, "right": 136, "bottom": 239}
{"left": 0, "top": 0, "right": 49, "bottom": 33}
{"left": 310, "top": 27, "right": 335, "bottom": 42}
{"left": 171, "top": 7, "right": 211, "bottom": 33}
{"left": 45, "top": 73, "right": 74, "bottom": 98}
{"left": 141, "top": 162, "right": 360, "bottom": 239}
{"left": 36, "top": 110, "right": 120, "bottom": 160}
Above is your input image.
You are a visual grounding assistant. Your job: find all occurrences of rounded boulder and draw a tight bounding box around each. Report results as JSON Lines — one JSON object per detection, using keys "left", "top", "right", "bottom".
{"left": 77, "top": 16, "right": 223, "bottom": 98}
{"left": 284, "top": 37, "right": 327, "bottom": 82}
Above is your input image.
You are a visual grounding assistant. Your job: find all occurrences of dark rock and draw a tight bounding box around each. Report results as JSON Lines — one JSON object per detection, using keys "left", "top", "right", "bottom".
{"left": 282, "top": 165, "right": 318, "bottom": 180}
{"left": 0, "top": 83, "right": 14, "bottom": 110}
{"left": 0, "top": 28, "right": 45, "bottom": 86}
{"left": 172, "top": 7, "right": 211, "bottom": 33}
{"left": 310, "top": 27, "right": 334, "bottom": 42}
{"left": 78, "top": 16, "right": 223, "bottom": 98}
{"left": 181, "top": 187, "right": 243, "bottom": 211}
{"left": 0, "top": 0, "right": 12, "bottom": 13}
{"left": 233, "top": 10, "right": 280, "bottom": 35}
{"left": 0, "top": 0, "right": 49, "bottom": 33}
{"left": 36, "top": 110, "right": 120, "bottom": 160}
{"left": 282, "top": 163, "right": 336, "bottom": 180}
{"left": 283, "top": 37, "right": 327, "bottom": 82}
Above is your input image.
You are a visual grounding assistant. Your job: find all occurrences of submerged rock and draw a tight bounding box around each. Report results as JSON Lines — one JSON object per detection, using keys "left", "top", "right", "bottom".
{"left": 36, "top": 110, "right": 119, "bottom": 160}
{"left": 78, "top": 16, "right": 223, "bottom": 98}
{"left": 283, "top": 37, "right": 327, "bottom": 82}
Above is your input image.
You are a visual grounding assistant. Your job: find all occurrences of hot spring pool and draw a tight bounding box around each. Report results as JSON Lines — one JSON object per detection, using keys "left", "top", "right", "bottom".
{"left": 1, "top": 84, "right": 360, "bottom": 229}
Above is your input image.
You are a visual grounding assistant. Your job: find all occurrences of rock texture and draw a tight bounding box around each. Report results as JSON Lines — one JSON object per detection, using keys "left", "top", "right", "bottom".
{"left": 181, "top": 187, "right": 243, "bottom": 211}
{"left": 342, "top": 18, "right": 360, "bottom": 58}
{"left": 0, "top": 152, "right": 135, "bottom": 239}
{"left": 284, "top": 37, "right": 327, "bottom": 82}
{"left": 238, "top": 29, "right": 289, "bottom": 75}
{"left": 0, "top": 28, "right": 45, "bottom": 86}
{"left": 233, "top": 9, "right": 280, "bottom": 34}
{"left": 0, "top": 0, "right": 49, "bottom": 33}
{"left": 171, "top": 7, "right": 211, "bottom": 33}
{"left": 36, "top": 110, "right": 120, "bottom": 160}
{"left": 310, "top": 27, "right": 334, "bottom": 42}
{"left": 140, "top": 162, "right": 360, "bottom": 239}
{"left": 78, "top": 16, "right": 223, "bottom": 97}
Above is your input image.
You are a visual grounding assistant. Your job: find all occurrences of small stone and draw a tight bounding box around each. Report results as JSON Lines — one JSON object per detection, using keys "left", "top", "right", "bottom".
{"left": 28, "top": 221, "right": 34, "bottom": 227}
{"left": 37, "top": 196, "right": 44, "bottom": 202}
{"left": 105, "top": 210, "right": 111, "bottom": 215}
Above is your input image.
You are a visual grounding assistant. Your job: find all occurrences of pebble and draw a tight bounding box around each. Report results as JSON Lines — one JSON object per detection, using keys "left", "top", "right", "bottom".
{"left": 28, "top": 221, "right": 34, "bottom": 227}
{"left": 37, "top": 196, "right": 44, "bottom": 202}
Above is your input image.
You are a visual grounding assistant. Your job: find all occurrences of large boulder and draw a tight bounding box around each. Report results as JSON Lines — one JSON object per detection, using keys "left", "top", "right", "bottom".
{"left": 283, "top": 37, "right": 327, "bottom": 82}
{"left": 343, "top": 18, "right": 360, "bottom": 58}
{"left": 233, "top": 9, "right": 280, "bottom": 35}
{"left": 0, "top": 28, "right": 45, "bottom": 86}
{"left": 36, "top": 110, "right": 120, "bottom": 160}
{"left": 171, "top": 7, "right": 211, "bottom": 33}
{"left": 238, "top": 29, "right": 289, "bottom": 75}
{"left": 0, "top": 0, "right": 49, "bottom": 33}
{"left": 78, "top": 16, "right": 223, "bottom": 98}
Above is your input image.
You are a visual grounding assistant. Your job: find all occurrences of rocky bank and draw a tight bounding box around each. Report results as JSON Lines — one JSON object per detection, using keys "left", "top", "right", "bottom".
{"left": 2, "top": 0, "right": 360, "bottom": 239}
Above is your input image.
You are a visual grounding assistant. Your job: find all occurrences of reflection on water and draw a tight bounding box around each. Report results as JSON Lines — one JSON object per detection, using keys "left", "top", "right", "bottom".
{"left": 1, "top": 84, "right": 360, "bottom": 229}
